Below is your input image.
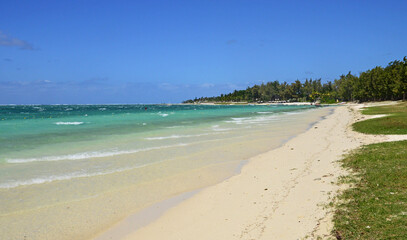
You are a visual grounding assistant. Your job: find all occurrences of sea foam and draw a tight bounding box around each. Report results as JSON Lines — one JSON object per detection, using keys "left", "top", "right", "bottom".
{"left": 55, "top": 122, "right": 84, "bottom": 125}
{"left": 6, "top": 143, "right": 188, "bottom": 164}
{"left": 0, "top": 165, "right": 150, "bottom": 189}
{"left": 145, "top": 133, "right": 215, "bottom": 140}
{"left": 225, "top": 115, "right": 279, "bottom": 125}
{"left": 211, "top": 125, "right": 233, "bottom": 132}
{"left": 157, "top": 112, "right": 169, "bottom": 117}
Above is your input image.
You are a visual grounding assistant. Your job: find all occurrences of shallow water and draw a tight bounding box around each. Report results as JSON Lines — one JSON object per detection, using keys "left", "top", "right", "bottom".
{"left": 0, "top": 104, "right": 333, "bottom": 239}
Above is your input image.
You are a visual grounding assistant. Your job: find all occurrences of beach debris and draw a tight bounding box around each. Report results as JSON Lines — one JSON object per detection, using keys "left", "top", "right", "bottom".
{"left": 291, "top": 148, "right": 294, "bottom": 150}
{"left": 264, "top": 188, "right": 268, "bottom": 191}
{"left": 335, "top": 230, "right": 343, "bottom": 240}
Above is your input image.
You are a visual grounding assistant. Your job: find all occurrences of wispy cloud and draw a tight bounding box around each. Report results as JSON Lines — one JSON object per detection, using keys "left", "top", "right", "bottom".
{"left": 78, "top": 77, "right": 109, "bottom": 85}
{"left": 0, "top": 78, "right": 252, "bottom": 104}
{"left": 158, "top": 83, "right": 180, "bottom": 91}
{"left": 226, "top": 39, "right": 237, "bottom": 45}
{"left": 0, "top": 78, "right": 104, "bottom": 90}
{"left": 0, "top": 30, "right": 35, "bottom": 50}
{"left": 0, "top": 79, "right": 52, "bottom": 88}
{"left": 200, "top": 83, "right": 215, "bottom": 88}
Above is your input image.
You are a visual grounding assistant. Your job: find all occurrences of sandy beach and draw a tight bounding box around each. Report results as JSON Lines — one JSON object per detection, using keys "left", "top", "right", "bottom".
{"left": 3, "top": 2, "right": 405, "bottom": 239}
{"left": 95, "top": 103, "right": 407, "bottom": 240}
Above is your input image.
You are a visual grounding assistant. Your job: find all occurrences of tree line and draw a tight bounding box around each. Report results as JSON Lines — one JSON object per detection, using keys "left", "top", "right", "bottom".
{"left": 184, "top": 57, "right": 407, "bottom": 103}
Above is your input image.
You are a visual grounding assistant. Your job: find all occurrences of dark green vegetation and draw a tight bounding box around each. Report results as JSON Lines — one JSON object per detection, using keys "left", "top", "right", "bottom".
{"left": 353, "top": 102, "right": 407, "bottom": 134}
{"left": 184, "top": 57, "right": 407, "bottom": 103}
{"left": 333, "top": 103, "right": 407, "bottom": 239}
{"left": 333, "top": 141, "right": 407, "bottom": 239}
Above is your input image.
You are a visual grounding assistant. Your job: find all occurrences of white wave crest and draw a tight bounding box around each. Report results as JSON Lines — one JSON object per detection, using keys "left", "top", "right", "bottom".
{"left": 55, "top": 122, "right": 84, "bottom": 125}
{"left": 165, "top": 125, "right": 183, "bottom": 129}
{"left": 6, "top": 143, "right": 188, "bottom": 164}
{"left": 145, "top": 133, "right": 213, "bottom": 140}
{"left": 211, "top": 125, "right": 233, "bottom": 132}
{"left": 0, "top": 165, "right": 150, "bottom": 189}
{"left": 225, "top": 115, "right": 278, "bottom": 125}
{"left": 158, "top": 112, "right": 169, "bottom": 117}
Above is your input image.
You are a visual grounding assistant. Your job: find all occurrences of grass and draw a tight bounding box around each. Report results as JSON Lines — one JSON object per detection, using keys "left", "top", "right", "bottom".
{"left": 353, "top": 102, "right": 407, "bottom": 134}
{"left": 333, "top": 141, "right": 407, "bottom": 239}
{"left": 333, "top": 102, "right": 407, "bottom": 239}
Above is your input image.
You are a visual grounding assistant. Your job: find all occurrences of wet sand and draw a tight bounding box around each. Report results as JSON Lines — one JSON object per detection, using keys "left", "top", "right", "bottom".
{"left": 114, "top": 103, "right": 407, "bottom": 240}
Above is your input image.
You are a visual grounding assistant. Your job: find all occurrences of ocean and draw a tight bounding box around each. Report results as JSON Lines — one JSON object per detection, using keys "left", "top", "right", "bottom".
{"left": 0, "top": 104, "right": 333, "bottom": 239}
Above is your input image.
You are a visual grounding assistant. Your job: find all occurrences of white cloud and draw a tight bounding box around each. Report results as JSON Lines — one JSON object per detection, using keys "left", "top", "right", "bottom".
{"left": 0, "top": 30, "right": 35, "bottom": 50}
{"left": 158, "top": 83, "right": 179, "bottom": 91}
{"left": 200, "top": 83, "right": 215, "bottom": 88}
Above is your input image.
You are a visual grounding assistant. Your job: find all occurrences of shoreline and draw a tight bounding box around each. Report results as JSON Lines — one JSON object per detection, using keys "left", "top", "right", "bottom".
{"left": 94, "top": 110, "right": 331, "bottom": 240}
{"left": 94, "top": 105, "right": 347, "bottom": 239}
{"left": 1, "top": 105, "right": 332, "bottom": 240}
{"left": 101, "top": 103, "right": 405, "bottom": 240}
{"left": 122, "top": 105, "right": 355, "bottom": 239}
{"left": 182, "top": 101, "right": 318, "bottom": 106}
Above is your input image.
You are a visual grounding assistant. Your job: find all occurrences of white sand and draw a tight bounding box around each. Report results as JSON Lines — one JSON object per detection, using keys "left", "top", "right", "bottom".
{"left": 103, "top": 103, "right": 406, "bottom": 240}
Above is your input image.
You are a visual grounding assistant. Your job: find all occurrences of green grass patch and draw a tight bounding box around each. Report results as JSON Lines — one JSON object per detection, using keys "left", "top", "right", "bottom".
{"left": 333, "top": 140, "right": 407, "bottom": 239}
{"left": 353, "top": 102, "right": 407, "bottom": 134}
{"left": 360, "top": 102, "right": 407, "bottom": 115}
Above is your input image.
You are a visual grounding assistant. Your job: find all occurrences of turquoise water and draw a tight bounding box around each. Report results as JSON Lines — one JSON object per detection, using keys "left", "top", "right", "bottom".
{"left": 0, "top": 104, "right": 331, "bottom": 240}
{"left": 0, "top": 104, "right": 314, "bottom": 165}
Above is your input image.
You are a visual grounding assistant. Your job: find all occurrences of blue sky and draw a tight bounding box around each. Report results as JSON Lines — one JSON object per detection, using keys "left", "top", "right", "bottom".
{"left": 1, "top": 0, "right": 407, "bottom": 104}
